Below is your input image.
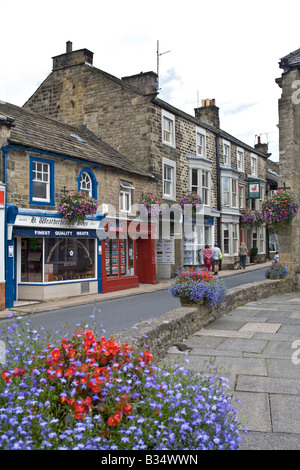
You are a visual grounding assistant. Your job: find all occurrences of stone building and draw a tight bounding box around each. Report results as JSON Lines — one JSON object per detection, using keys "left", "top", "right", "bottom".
{"left": 0, "top": 101, "right": 157, "bottom": 308}
{"left": 24, "top": 42, "right": 269, "bottom": 273}
{"left": 276, "top": 47, "right": 300, "bottom": 280}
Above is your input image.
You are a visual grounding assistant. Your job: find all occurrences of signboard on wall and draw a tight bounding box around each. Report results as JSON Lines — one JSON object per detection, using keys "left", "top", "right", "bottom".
{"left": 248, "top": 180, "right": 260, "bottom": 199}
{"left": 157, "top": 238, "right": 175, "bottom": 264}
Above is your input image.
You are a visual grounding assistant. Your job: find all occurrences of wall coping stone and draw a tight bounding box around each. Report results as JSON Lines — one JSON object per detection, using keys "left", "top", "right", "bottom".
{"left": 115, "top": 276, "right": 294, "bottom": 360}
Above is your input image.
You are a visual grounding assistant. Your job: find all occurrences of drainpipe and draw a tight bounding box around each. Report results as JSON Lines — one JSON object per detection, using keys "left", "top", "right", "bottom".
{"left": 216, "top": 133, "right": 221, "bottom": 245}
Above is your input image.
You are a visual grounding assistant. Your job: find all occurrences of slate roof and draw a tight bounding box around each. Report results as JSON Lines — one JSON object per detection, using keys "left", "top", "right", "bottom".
{"left": 0, "top": 101, "right": 153, "bottom": 178}
{"left": 279, "top": 47, "right": 300, "bottom": 72}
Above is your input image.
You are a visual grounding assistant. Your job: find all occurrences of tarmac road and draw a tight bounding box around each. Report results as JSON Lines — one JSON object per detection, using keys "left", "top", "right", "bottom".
{"left": 0, "top": 267, "right": 268, "bottom": 339}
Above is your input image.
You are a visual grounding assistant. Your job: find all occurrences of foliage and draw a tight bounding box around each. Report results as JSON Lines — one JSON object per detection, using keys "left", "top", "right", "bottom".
{"left": 168, "top": 267, "right": 226, "bottom": 306}
{"left": 59, "top": 191, "right": 98, "bottom": 226}
{"left": 0, "top": 314, "right": 245, "bottom": 450}
{"left": 140, "top": 194, "right": 163, "bottom": 216}
{"left": 265, "top": 263, "right": 288, "bottom": 280}
{"left": 250, "top": 247, "right": 258, "bottom": 256}
{"left": 261, "top": 190, "right": 299, "bottom": 233}
{"left": 240, "top": 208, "right": 262, "bottom": 227}
{"left": 180, "top": 192, "right": 202, "bottom": 214}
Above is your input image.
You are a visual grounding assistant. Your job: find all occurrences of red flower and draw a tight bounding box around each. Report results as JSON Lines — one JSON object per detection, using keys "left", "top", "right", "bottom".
{"left": 107, "top": 411, "right": 122, "bottom": 426}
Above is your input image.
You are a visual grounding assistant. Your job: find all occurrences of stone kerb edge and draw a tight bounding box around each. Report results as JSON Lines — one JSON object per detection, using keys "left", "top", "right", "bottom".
{"left": 114, "top": 276, "right": 294, "bottom": 360}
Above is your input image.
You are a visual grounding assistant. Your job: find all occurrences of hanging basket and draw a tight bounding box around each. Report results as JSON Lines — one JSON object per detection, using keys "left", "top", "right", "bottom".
{"left": 261, "top": 190, "right": 299, "bottom": 233}
{"left": 59, "top": 191, "right": 98, "bottom": 226}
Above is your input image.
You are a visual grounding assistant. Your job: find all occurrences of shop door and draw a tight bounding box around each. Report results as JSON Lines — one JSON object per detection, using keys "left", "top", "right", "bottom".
{"left": 137, "top": 238, "right": 157, "bottom": 284}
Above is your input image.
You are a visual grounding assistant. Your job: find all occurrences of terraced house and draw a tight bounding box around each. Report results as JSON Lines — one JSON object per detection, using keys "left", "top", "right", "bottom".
{"left": 24, "top": 42, "right": 270, "bottom": 275}
{"left": 0, "top": 101, "right": 157, "bottom": 309}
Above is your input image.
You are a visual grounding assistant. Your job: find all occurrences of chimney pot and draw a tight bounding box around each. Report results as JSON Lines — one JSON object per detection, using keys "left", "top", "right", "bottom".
{"left": 66, "top": 41, "right": 72, "bottom": 53}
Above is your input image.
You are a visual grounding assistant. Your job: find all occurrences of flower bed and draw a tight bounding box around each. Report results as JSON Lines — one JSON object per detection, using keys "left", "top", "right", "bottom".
{"left": 0, "top": 314, "right": 244, "bottom": 450}
{"left": 168, "top": 268, "right": 226, "bottom": 307}
{"left": 59, "top": 191, "right": 98, "bottom": 226}
{"left": 265, "top": 263, "right": 288, "bottom": 280}
{"left": 261, "top": 190, "right": 299, "bottom": 233}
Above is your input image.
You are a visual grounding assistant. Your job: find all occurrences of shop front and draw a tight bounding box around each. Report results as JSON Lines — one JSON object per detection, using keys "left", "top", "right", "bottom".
{"left": 5, "top": 206, "right": 105, "bottom": 308}
{"left": 183, "top": 211, "right": 219, "bottom": 267}
{"left": 101, "top": 217, "right": 157, "bottom": 293}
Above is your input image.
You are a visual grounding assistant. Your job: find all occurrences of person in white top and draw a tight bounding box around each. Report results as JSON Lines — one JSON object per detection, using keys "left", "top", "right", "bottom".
{"left": 212, "top": 243, "right": 222, "bottom": 275}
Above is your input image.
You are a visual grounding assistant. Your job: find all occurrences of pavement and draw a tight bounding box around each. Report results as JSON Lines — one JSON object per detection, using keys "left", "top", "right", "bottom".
{"left": 4, "top": 261, "right": 300, "bottom": 450}
{"left": 162, "top": 287, "right": 300, "bottom": 450}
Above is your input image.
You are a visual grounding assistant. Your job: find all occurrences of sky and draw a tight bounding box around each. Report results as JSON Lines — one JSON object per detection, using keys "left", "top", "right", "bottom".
{"left": 1, "top": 0, "right": 300, "bottom": 163}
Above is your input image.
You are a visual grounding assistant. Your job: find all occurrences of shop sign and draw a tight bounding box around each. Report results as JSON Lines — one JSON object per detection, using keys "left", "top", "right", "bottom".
{"left": 248, "top": 180, "right": 260, "bottom": 199}
{"left": 14, "top": 214, "right": 100, "bottom": 229}
{"left": 13, "top": 227, "right": 96, "bottom": 238}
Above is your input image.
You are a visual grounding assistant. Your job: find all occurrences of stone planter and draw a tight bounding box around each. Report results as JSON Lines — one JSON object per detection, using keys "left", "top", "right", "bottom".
{"left": 179, "top": 297, "right": 215, "bottom": 328}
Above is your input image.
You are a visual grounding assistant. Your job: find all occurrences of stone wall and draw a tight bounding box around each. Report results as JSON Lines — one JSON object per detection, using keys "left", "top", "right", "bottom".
{"left": 6, "top": 148, "right": 156, "bottom": 212}
{"left": 115, "top": 276, "right": 294, "bottom": 360}
{"left": 276, "top": 67, "right": 300, "bottom": 275}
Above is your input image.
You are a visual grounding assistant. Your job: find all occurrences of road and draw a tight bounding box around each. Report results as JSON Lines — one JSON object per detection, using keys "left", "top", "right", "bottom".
{"left": 1, "top": 268, "right": 267, "bottom": 340}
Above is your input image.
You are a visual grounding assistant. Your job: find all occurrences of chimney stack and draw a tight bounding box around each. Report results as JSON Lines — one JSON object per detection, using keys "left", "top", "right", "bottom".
{"left": 195, "top": 99, "right": 220, "bottom": 128}
{"left": 66, "top": 41, "right": 73, "bottom": 53}
{"left": 255, "top": 136, "right": 271, "bottom": 157}
{"left": 52, "top": 43, "right": 94, "bottom": 71}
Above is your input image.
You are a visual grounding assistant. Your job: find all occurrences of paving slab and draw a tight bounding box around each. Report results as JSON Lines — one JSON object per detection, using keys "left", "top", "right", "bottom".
{"left": 232, "top": 391, "right": 272, "bottom": 432}
{"left": 240, "top": 431, "right": 300, "bottom": 450}
{"left": 216, "top": 338, "right": 268, "bottom": 354}
{"left": 236, "top": 375, "right": 300, "bottom": 395}
{"left": 270, "top": 394, "right": 300, "bottom": 434}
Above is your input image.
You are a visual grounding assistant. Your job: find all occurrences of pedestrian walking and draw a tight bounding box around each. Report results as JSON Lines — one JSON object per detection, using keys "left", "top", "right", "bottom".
{"left": 212, "top": 243, "right": 222, "bottom": 275}
{"left": 239, "top": 242, "right": 247, "bottom": 269}
{"left": 203, "top": 244, "right": 213, "bottom": 272}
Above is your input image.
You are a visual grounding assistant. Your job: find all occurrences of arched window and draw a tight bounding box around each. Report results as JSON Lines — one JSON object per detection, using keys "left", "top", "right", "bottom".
{"left": 80, "top": 171, "right": 92, "bottom": 197}
{"left": 77, "top": 168, "right": 98, "bottom": 199}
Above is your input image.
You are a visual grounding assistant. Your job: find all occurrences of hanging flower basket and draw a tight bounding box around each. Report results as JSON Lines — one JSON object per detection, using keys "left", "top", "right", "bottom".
{"left": 59, "top": 191, "right": 98, "bottom": 226}
{"left": 261, "top": 190, "right": 299, "bottom": 233}
{"left": 140, "top": 194, "right": 162, "bottom": 216}
{"left": 180, "top": 192, "right": 202, "bottom": 215}
{"left": 240, "top": 208, "right": 263, "bottom": 228}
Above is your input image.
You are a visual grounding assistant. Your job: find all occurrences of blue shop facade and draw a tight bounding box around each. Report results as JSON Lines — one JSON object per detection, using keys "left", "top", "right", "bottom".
{"left": 5, "top": 205, "right": 106, "bottom": 308}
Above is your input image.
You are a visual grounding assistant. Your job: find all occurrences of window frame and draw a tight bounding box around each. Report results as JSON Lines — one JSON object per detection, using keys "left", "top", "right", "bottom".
{"left": 239, "top": 184, "right": 246, "bottom": 209}
{"left": 223, "top": 140, "right": 231, "bottom": 166}
{"left": 237, "top": 147, "right": 244, "bottom": 172}
{"left": 120, "top": 181, "right": 134, "bottom": 213}
{"left": 196, "top": 127, "right": 206, "bottom": 158}
{"left": 162, "top": 110, "right": 175, "bottom": 148}
{"left": 250, "top": 153, "right": 258, "bottom": 176}
{"left": 221, "top": 174, "right": 239, "bottom": 209}
{"left": 77, "top": 168, "right": 98, "bottom": 200}
{"left": 29, "top": 156, "right": 55, "bottom": 206}
{"left": 162, "top": 157, "right": 176, "bottom": 200}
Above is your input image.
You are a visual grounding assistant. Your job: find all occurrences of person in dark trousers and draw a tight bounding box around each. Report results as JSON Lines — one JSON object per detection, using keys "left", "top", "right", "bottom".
{"left": 239, "top": 241, "right": 247, "bottom": 269}
{"left": 212, "top": 243, "right": 222, "bottom": 275}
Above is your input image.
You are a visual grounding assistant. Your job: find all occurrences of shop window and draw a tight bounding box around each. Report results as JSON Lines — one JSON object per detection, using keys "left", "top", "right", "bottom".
{"left": 223, "top": 224, "right": 229, "bottom": 255}
{"left": 44, "top": 238, "right": 95, "bottom": 281}
{"left": 21, "top": 238, "right": 43, "bottom": 282}
{"left": 105, "top": 236, "right": 134, "bottom": 277}
{"left": 29, "top": 157, "right": 54, "bottom": 206}
{"left": 183, "top": 224, "right": 212, "bottom": 265}
{"left": 21, "top": 237, "right": 96, "bottom": 283}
